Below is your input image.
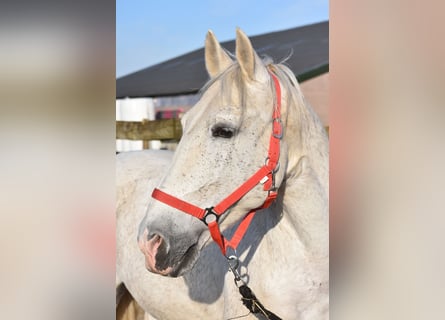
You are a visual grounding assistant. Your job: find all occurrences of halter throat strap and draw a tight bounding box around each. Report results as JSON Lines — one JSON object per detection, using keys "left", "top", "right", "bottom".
{"left": 151, "top": 70, "right": 282, "bottom": 256}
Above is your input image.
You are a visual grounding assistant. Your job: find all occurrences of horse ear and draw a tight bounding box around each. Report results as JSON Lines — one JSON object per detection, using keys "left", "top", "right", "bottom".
{"left": 205, "top": 30, "right": 233, "bottom": 78}
{"left": 235, "top": 28, "right": 268, "bottom": 82}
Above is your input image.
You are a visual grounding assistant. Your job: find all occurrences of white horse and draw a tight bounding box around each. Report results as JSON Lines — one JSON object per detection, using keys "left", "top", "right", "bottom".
{"left": 117, "top": 29, "right": 328, "bottom": 319}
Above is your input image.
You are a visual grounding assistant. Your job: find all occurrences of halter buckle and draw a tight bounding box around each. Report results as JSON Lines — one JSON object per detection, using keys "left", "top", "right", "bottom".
{"left": 272, "top": 118, "right": 283, "bottom": 139}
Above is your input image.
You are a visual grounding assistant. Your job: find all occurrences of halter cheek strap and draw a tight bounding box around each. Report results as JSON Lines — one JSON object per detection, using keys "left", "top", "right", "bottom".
{"left": 151, "top": 71, "right": 282, "bottom": 256}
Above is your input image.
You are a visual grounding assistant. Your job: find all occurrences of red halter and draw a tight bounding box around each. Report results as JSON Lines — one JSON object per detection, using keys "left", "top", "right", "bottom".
{"left": 151, "top": 71, "right": 282, "bottom": 256}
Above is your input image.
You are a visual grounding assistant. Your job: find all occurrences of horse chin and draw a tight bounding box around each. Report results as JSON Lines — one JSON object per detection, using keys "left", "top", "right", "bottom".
{"left": 168, "top": 243, "right": 200, "bottom": 277}
{"left": 167, "top": 229, "right": 215, "bottom": 276}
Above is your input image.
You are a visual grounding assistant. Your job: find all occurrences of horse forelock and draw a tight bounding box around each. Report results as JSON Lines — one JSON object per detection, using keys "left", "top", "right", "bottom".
{"left": 199, "top": 57, "right": 302, "bottom": 109}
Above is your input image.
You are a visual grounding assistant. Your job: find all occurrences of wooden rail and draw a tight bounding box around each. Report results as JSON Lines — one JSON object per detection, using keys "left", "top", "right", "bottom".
{"left": 116, "top": 119, "right": 182, "bottom": 141}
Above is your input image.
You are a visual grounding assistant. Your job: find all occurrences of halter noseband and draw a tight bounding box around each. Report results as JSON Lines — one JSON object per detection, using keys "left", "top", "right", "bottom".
{"left": 151, "top": 70, "right": 282, "bottom": 257}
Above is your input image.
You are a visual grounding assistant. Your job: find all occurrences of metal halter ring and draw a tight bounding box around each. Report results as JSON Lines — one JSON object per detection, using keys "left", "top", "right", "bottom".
{"left": 264, "top": 157, "right": 280, "bottom": 173}
{"left": 202, "top": 207, "right": 219, "bottom": 225}
{"left": 227, "top": 255, "right": 240, "bottom": 271}
{"left": 272, "top": 161, "right": 280, "bottom": 174}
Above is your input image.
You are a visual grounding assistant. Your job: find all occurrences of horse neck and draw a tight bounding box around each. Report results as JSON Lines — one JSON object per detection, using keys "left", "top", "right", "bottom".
{"left": 278, "top": 76, "right": 329, "bottom": 257}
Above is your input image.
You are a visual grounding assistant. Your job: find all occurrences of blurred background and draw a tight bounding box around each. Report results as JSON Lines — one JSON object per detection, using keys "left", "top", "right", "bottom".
{"left": 1, "top": 0, "right": 444, "bottom": 319}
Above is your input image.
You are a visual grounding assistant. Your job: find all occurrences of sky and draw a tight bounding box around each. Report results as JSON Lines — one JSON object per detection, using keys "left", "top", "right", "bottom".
{"left": 116, "top": 0, "right": 328, "bottom": 77}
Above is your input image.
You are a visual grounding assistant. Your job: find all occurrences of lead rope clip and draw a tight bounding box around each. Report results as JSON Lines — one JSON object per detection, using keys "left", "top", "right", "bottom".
{"left": 227, "top": 255, "right": 248, "bottom": 287}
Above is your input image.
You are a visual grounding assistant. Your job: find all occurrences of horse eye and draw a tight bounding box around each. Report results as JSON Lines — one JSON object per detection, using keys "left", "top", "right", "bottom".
{"left": 211, "top": 126, "right": 235, "bottom": 139}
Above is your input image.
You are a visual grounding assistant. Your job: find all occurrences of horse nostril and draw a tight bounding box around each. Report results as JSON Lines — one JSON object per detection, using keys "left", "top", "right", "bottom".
{"left": 147, "top": 232, "right": 158, "bottom": 241}
{"left": 147, "top": 232, "right": 169, "bottom": 253}
{"left": 150, "top": 234, "right": 162, "bottom": 244}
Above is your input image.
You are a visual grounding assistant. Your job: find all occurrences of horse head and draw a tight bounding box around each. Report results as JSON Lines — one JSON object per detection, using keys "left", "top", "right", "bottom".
{"left": 138, "top": 29, "right": 293, "bottom": 277}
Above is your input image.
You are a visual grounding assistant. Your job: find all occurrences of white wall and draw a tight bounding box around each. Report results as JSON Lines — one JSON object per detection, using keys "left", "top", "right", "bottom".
{"left": 116, "top": 98, "right": 161, "bottom": 152}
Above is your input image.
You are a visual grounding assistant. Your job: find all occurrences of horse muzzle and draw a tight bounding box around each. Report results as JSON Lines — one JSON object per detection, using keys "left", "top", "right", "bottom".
{"left": 138, "top": 229, "right": 173, "bottom": 275}
{"left": 138, "top": 228, "right": 200, "bottom": 277}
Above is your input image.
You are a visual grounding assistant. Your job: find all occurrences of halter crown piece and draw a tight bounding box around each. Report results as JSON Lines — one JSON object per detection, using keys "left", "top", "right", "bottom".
{"left": 151, "top": 70, "right": 282, "bottom": 257}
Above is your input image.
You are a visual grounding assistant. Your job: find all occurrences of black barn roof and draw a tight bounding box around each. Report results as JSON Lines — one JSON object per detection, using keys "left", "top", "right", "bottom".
{"left": 116, "top": 21, "right": 328, "bottom": 99}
